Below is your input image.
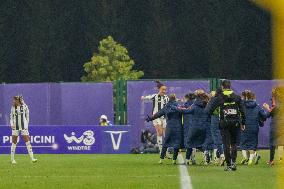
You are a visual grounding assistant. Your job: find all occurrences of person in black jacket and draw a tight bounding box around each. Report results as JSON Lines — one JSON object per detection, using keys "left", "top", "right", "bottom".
{"left": 205, "top": 80, "right": 246, "bottom": 171}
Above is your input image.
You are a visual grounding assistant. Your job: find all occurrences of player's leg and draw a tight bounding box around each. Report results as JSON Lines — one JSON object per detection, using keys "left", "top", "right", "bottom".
{"left": 217, "top": 145, "right": 225, "bottom": 166}
{"left": 190, "top": 148, "right": 197, "bottom": 165}
{"left": 229, "top": 127, "right": 238, "bottom": 171}
{"left": 172, "top": 148, "right": 179, "bottom": 164}
{"left": 278, "top": 146, "right": 283, "bottom": 162}
{"left": 159, "top": 145, "right": 168, "bottom": 164}
{"left": 248, "top": 150, "right": 255, "bottom": 165}
{"left": 185, "top": 148, "right": 193, "bottom": 165}
{"left": 241, "top": 150, "right": 249, "bottom": 164}
{"left": 11, "top": 130, "right": 19, "bottom": 164}
{"left": 254, "top": 150, "right": 261, "bottom": 165}
{"left": 161, "top": 119, "right": 172, "bottom": 159}
{"left": 220, "top": 128, "right": 232, "bottom": 170}
{"left": 154, "top": 119, "right": 163, "bottom": 153}
{"left": 268, "top": 145, "right": 276, "bottom": 165}
{"left": 22, "top": 130, "right": 37, "bottom": 163}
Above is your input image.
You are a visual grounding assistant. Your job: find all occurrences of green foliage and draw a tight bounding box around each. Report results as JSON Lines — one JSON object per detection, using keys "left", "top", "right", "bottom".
{"left": 81, "top": 36, "right": 144, "bottom": 82}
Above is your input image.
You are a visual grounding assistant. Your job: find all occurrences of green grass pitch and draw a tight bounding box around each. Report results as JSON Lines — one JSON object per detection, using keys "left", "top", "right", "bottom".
{"left": 0, "top": 150, "right": 281, "bottom": 189}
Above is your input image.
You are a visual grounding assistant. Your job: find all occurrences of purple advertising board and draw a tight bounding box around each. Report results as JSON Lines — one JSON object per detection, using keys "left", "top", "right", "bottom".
{"left": 0, "top": 82, "right": 114, "bottom": 126}
{"left": 231, "top": 80, "right": 273, "bottom": 148}
{"left": 0, "top": 83, "right": 50, "bottom": 125}
{"left": 0, "top": 125, "right": 131, "bottom": 154}
{"left": 127, "top": 80, "right": 211, "bottom": 148}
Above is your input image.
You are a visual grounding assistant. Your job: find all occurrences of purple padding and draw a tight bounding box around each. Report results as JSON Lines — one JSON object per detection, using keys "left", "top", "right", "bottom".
{"left": 231, "top": 80, "right": 273, "bottom": 148}
{"left": 127, "top": 80, "right": 210, "bottom": 148}
{"left": 51, "top": 83, "right": 114, "bottom": 125}
{"left": 0, "top": 85, "right": 4, "bottom": 125}
{"left": 0, "top": 83, "right": 114, "bottom": 126}
{"left": 0, "top": 83, "right": 50, "bottom": 125}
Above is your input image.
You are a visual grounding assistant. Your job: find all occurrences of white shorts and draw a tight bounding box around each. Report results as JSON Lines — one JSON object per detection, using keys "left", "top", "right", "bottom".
{"left": 153, "top": 118, "right": 167, "bottom": 128}
{"left": 12, "top": 129, "right": 29, "bottom": 136}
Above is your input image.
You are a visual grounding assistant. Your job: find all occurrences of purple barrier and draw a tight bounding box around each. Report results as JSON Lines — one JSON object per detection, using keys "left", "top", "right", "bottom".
{"left": 49, "top": 83, "right": 114, "bottom": 125}
{"left": 0, "top": 83, "right": 50, "bottom": 125}
{"left": 127, "top": 80, "right": 210, "bottom": 148}
{"left": 0, "top": 125, "right": 131, "bottom": 154}
{"left": 0, "top": 83, "right": 114, "bottom": 126}
{"left": 231, "top": 80, "right": 273, "bottom": 148}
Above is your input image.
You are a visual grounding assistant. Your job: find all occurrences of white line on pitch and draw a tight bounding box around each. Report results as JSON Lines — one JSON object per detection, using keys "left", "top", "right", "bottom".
{"left": 178, "top": 155, "right": 193, "bottom": 189}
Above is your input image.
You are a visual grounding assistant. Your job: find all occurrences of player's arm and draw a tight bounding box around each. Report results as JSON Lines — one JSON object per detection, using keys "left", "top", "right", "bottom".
{"left": 141, "top": 94, "right": 155, "bottom": 101}
{"left": 204, "top": 96, "right": 221, "bottom": 115}
{"left": 25, "top": 105, "right": 30, "bottom": 124}
{"left": 146, "top": 107, "right": 166, "bottom": 122}
{"left": 237, "top": 97, "right": 246, "bottom": 125}
{"left": 173, "top": 105, "right": 194, "bottom": 114}
{"left": 10, "top": 107, "right": 15, "bottom": 129}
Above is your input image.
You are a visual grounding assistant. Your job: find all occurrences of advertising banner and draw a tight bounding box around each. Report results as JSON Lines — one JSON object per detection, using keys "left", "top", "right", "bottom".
{"left": 0, "top": 125, "right": 131, "bottom": 154}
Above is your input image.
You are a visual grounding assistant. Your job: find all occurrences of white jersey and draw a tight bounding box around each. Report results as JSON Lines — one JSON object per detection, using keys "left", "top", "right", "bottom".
{"left": 10, "top": 104, "right": 29, "bottom": 130}
{"left": 143, "top": 94, "right": 169, "bottom": 115}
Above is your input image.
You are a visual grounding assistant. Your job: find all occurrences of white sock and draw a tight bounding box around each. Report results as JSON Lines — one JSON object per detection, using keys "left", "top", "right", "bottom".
{"left": 213, "top": 149, "right": 218, "bottom": 160}
{"left": 191, "top": 148, "right": 196, "bottom": 160}
{"left": 278, "top": 146, "right": 283, "bottom": 160}
{"left": 249, "top": 152, "right": 255, "bottom": 161}
{"left": 25, "top": 141, "right": 34, "bottom": 159}
{"left": 11, "top": 143, "right": 17, "bottom": 161}
{"left": 157, "top": 136, "right": 163, "bottom": 153}
{"left": 242, "top": 150, "right": 248, "bottom": 159}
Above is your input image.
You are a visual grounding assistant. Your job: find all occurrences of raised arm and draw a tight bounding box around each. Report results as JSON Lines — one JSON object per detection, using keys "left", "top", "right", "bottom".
{"left": 141, "top": 94, "right": 155, "bottom": 101}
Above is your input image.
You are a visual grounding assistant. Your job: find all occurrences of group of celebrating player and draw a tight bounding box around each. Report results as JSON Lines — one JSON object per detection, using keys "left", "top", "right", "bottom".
{"left": 142, "top": 80, "right": 284, "bottom": 171}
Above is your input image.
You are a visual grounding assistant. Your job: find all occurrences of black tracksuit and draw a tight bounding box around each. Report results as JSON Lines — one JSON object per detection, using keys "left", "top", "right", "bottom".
{"left": 205, "top": 90, "right": 246, "bottom": 166}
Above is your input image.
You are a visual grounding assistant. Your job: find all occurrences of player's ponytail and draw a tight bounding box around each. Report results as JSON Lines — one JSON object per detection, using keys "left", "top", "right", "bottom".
{"left": 155, "top": 80, "right": 165, "bottom": 89}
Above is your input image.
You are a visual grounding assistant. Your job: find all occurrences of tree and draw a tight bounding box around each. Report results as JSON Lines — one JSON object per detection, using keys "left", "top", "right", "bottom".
{"left": 81, "top": 36, "right": 144, "bottom": 82}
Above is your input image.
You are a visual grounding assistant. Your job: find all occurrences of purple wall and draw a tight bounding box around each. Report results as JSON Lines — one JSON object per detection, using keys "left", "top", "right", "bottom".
{"left": 127, "top": 80, "right": 210, "bottom": 147}
{"left": 1, "top": 83, "right": 50, "bottom": 125}
{"left": 0, "top": 83, "right": 114, "bottom": 126}
{"left": 49, "top": 83, "right": 114, "bottom": 125}
{"left": 231, "top": 80, "right": 273, "bottom": 148}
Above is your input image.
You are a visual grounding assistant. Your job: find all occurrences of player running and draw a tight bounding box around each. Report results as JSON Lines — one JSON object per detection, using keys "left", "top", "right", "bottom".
{"left": 141, "top": 81, "right": 169, "bottom": 154}
{"left": 10, "top": 95, "right": 37, "bottom": 164}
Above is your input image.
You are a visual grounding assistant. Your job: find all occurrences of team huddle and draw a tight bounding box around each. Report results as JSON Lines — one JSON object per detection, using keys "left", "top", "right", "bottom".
{"left": 142, "top": 80, "right": 284, "bottom": 171}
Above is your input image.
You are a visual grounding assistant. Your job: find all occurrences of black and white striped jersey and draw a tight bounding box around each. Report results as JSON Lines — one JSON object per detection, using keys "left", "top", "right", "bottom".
{"left": 10, "top": 105, "right": 29, "bottom": 130}
{"left": 143, "top": 94, "right": 169, "bottom": 115}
